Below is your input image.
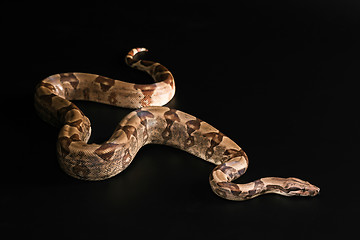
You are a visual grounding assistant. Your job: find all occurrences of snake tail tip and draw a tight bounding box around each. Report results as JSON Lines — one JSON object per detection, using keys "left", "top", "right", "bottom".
{"left": 137, "top": 47, "right": 148, "bottom": 52}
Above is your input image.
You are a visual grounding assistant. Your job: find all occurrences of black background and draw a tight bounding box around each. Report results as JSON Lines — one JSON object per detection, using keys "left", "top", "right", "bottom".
{"left": 2, "top": 1, "right": 359, "bottom": 239}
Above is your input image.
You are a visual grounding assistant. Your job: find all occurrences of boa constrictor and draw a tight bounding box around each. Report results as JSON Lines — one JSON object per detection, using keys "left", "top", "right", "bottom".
{"left": 34, "top": 48, "right": 320, "bottom": 201}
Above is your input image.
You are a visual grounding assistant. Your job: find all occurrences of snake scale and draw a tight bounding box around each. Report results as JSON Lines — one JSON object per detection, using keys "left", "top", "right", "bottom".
{"left": 34, "top": 48, "right": 320, "bottom": 201}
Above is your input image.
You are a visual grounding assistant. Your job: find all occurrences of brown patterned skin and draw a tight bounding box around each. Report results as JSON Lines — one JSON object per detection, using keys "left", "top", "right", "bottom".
{"left": 34, "top": 48, "right": 320, "bottom": 201}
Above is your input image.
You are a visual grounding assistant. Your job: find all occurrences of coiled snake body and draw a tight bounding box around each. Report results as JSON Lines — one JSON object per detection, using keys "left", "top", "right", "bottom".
{"left": 34, "top": 48, "right": 319, "bottom": 201}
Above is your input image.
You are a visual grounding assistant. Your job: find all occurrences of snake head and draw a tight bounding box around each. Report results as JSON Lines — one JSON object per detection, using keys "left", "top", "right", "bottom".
{"left": 283, "top": 177, "right": 320, "bottom": 197}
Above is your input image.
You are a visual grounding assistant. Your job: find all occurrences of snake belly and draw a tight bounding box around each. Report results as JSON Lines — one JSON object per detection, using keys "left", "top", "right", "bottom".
{"left": 34, "top": 48, "right": 320, "bottom": 201}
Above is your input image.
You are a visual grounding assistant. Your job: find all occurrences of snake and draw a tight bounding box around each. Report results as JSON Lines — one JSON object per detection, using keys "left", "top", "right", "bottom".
{"left": 34, "top": 48, "right": 320, "bottom": 201}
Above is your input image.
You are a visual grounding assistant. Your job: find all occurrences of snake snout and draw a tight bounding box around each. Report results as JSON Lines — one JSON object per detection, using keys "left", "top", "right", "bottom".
{"left": 309, "top": 185, "right": 320, "bottom": 196}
